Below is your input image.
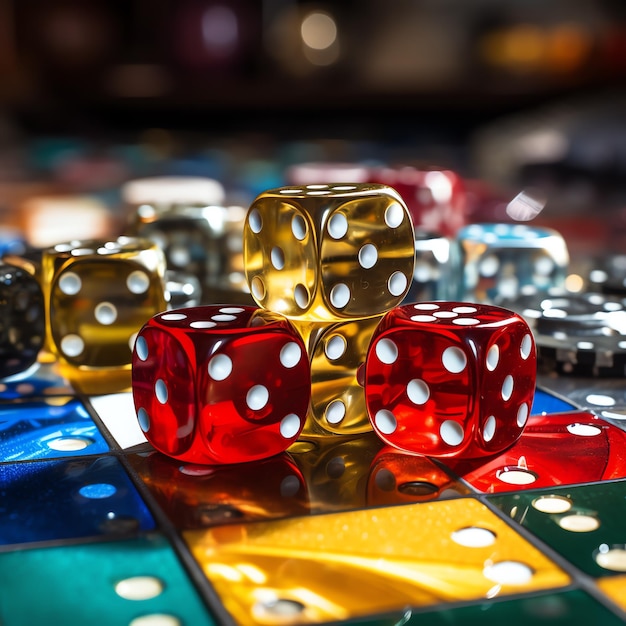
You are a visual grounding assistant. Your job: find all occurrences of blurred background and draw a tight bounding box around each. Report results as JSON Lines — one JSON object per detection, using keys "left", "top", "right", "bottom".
{"left": 2, "top": 0, "right": 626, "bottom": 255}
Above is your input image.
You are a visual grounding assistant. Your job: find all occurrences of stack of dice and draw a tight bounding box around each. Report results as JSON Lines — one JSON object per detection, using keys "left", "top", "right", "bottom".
{"left": 131, "top": 182, "right": 538, "bottom": 465}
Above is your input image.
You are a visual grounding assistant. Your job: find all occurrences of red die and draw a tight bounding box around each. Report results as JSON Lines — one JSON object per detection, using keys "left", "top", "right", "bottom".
{"left": 368, "top": 165, "right": 467, "bottom": 237}
{"left": 131, "top": 305, "right": 310, "bottom": 464}
{"left": 364, "top": 302, "right": 536, "bottom": 458}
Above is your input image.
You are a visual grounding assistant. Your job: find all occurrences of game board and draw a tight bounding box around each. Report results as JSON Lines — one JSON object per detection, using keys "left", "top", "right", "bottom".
{"left": 1, "top": 340, "right": 626, "bottom": 625}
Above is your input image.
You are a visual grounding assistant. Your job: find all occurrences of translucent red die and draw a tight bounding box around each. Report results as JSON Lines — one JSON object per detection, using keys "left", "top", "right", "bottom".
{"left": 364, "top": 301, "right": 537, "bottom": 458}
{"left": 131, "top": 305, "right": 311, "bottom": 464}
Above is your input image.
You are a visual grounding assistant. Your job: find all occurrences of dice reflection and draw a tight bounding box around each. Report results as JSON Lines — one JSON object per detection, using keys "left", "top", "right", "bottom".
{"left": 127, "top": 450, "right": 309, "bottom": 529}
{"left": 445, "top": 411, "right": 626, "bottom": 492}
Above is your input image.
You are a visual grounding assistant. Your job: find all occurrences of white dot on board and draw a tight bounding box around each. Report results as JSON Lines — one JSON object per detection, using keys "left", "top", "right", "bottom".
{"left": 517, "top": 403, "right": 529, "bottom": 428}
{"left": 451, "top": 526, "right": 497, "bottom": 548}
{"left": 442, "top": 346, "right": 466, "bottom": 373}
{"left": 414, "top": 303, "right": 439, "bottom": 310}
{"left": 559, "top": 514, "right": 600, "bottom": 533}
{"left": 280, "top": 413, "right": 301, "bottom": 438}
{"left": 483, "top": 416, "right": 496, "bottom": 442}
{"left": 375, "top": 409, "right": 397, "bottom": 434}
{"left": 61, "top": 334, "right": 84, "bottom": 357}
{"left": 247, "top": 385, "right": 269, "bottom": 410}
{"left": 161, "top": 313, "right": 187, "bottom": 321}
{"left": 325, "top": 334, "right": 347, "bottom": 360}
{"left": 280, "top": 342, "right": 302, "bottom": 368}
{"left": 294, "top": 284, "right": 309, "bottom": 309}
{"left": 47, "top": 437, "right": 92, "bottom": 451}
{"left": 308, "top": 190, "right": 330, "bottom": 196}
{"left": 483, "top": 560, "right": 533, "bottom": 585}
{"left": 58, "top": 272, "right": 82, "bottom": 295}
{"left": 532, "top": 495, "right": 573, "bottom": 514}
{"left": 95, "top": 302, "right": 118, "bottom": 325}
{"left": 440, "top": 420, "right": 464, "bottom": 446}
{"left": 190, "top": 321, "right": 216, "bottom": 329}
{"left": 136, "top": 336, "right": 149, "bottom": 361}
{"left": 586, "top": 394, "right": 616, "bottom": 407}
{"left": 596, "top": 547, "right": 626, "bottom": 572}
{"left": 411, "top": 315, "right": 436, "bottom": 323}
{"left": 496, "top": 467, "right": 536, "bottom": 485}
{"left": 501, "top": 375, "right": 514, "bottom": 401}
{"left": 566, "top": 423, "right": 602, "bottom": 437}
{"left": 327, "top": 212, "right": 348, "bottom": 239}
{"left": 208, "top": 354, "right": 233, "bottom": 381}
{"left": 291, "top": 214, "right": 307, "bottom": 240}
{"left": 248, "top": 208, "right": 262, "bottom": 233}
{"left": 486, "top": 344, "right": 499, "bottom": 371}
{"left": 253, "top": 599, "right": 305, "bottom": 620}
{"left": 453, "top": 317, "right": 480, "bottom": 326}
{"left": 137, "top": 408, "right": 150, "bottom": 432}
{"left": 326, "top": 400, "right": 346, "bottom": 424}
{"left": 388, "top": 271, "right": 408, "bottom": 296}
{"left": 358, "top": 243, "right": 378, "bottom": 269}
{"left": 155, "top": 379, "right": 168, "bottom": 404}
{"left": 251, "top": 276, "right": 266, "bottom": 301}
{"left": 129, "top": 614, "right": 181, "bottom": 626}
{"left": 520, "top": 333, "right": 533, "bottom": 359}
{"left": 385, "top": 203, "right": 404, "bottom": 228}
{"left": 271, "top": 247, "right": 285, "bottom": 270}
{"left": 407, "top": 379, "right": 430, "bottom": 405}
{"left": 115, "top": 576, "right": 164, "bottom": 601}
{"left": 127, "top": 270, "right": 150, "bottom": 294}
{"left": 330, "top": 283, "right": 351, "bottom": 308}
{"left": 375, "top": 338, "right": 398, "bottom": 364}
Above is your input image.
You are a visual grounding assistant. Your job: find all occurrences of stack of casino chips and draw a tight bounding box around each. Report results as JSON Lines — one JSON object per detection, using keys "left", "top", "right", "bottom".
{"left": 500, "top": 290, "right": 626, "bottom": 377}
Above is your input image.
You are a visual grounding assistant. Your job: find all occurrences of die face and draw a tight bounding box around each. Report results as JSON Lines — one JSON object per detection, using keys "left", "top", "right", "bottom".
{"left": 365, "top": 302, "right": 536, "bottom": 458}
{"left": 45, "top": 239, "right": 167, "bottom": 368}
{"left": 244, "top": 195, "right": 318, "bottom": 318}
{"left": 196, "top": 322, "right": 310, "bottom": 464}
{"left": 132, "top": 325, "right": 196, "bottom": 458}
{"left": 244, "top": 183, "right": 415, "bottom": 322}
{"left": 132, "top": 306, "right": 311, "bottom": 465}
{"left": 304, "top": 316, "right": 382, "bottom": 436}
{"left": 0, "top": 263, "right": 45, "bottom": 378}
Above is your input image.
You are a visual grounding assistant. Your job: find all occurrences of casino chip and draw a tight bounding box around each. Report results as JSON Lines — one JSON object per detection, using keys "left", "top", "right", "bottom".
{"left": 588, "top": 254, "right": 626, "bottom": 296}
{"left": 501, "top": 290, "right": 626, "bottom": 377}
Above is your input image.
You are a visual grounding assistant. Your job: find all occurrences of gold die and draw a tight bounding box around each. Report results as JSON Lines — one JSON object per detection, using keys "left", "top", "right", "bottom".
{"left": 243, "top": 183, "right": 415, "bottom": 323}
{"left": 42, "top": 237, "right": 167, "bottom": 381}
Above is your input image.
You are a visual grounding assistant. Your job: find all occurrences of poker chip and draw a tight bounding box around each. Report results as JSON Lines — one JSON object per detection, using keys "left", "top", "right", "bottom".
{"left": 501, "top": 290, "right": 626, "bottom": 377}
{"left": 588, "top": 254, "right": 626, "bottom": 296}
